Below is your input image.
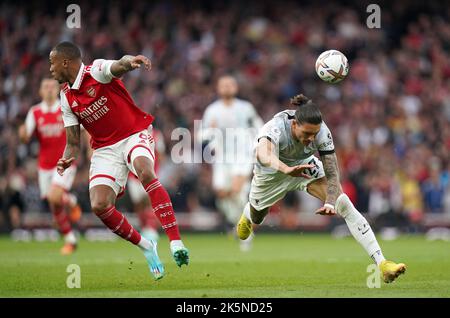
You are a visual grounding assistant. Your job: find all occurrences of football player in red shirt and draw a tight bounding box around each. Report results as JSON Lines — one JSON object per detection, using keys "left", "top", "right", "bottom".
{"left": 49, "top": 41, "right": 188, "bottom": 280}
{"left": 19, "top": 78, "right": 81, "bottom": 255}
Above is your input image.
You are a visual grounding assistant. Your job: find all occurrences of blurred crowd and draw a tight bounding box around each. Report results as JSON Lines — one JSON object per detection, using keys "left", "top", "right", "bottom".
{"left": 1, "top": 0, "right": 449, "bottom": 232}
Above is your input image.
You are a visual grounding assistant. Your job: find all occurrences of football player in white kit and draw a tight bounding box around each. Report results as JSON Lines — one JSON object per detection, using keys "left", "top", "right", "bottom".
{"left": 237, "top": 94, "right": 406, "bottom": 283}
{"left": 200, "top": 75, "right": 263, "bottom": 251}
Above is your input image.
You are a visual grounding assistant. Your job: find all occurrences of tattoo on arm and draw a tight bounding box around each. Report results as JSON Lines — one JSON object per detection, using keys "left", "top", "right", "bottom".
{"left": 63, "top": 125, "right": 81, "bottom": 159}
{"left": 321, "top": 153, "right": 342, "bottom": 206}
{"left": 110, "top": 55, "right": 135, "bottom": 77}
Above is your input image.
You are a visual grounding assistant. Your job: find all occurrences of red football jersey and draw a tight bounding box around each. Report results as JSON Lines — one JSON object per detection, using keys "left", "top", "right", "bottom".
{"left": 60, "top": 60, "right": 154, "bottom": 149}
{"left": 25, "top": 102, "right": 66, "bottom": 169}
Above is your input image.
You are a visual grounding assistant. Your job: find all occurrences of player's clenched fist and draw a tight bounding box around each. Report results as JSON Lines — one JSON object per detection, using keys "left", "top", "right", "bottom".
{"left": 56, "top": 157, "right": 75, "bottom": 176}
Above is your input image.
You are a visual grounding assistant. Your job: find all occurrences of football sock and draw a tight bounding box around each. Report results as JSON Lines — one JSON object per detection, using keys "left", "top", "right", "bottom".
{"left": 97, "top": 206, "right": 142, "bottom": 245}
{"left": 243, "top": 202, "right": 253, "bottom": 223}
{"left": 144, "top": 179, "right": 181, "bottom": 241}
{"left": 51, "top": 205, "right": 72, "bottom": 235}
{"left": 64, "top": 231, "right": 77, "bottom": 245}
{"left": 335, "top": 194, "right": 386, "bottom": 265}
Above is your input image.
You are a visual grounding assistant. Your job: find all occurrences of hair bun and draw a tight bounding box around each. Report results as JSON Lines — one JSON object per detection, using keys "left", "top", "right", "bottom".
{"left": 290, "top": 94, "right": 311, "bottom": 107}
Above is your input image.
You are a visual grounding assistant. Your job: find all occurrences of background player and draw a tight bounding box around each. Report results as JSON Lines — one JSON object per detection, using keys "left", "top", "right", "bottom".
{"left": 237, "top": 94, "right": 407, "bottom": 283}
{"left": 200, "top": 75, "right": 263, "bottom": 251}
{"left": 49, "top": 41, "right": 188, "bottom": 280}
{"left": 18, "top": 78, "right": 81, "bottom": 255}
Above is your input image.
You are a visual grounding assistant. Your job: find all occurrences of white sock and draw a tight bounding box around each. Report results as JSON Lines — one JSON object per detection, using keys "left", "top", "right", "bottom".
{"left": 243, "top": 202, "right": 253, "bottom": 223}
{"left": 230, "top": 194, "right": 246, "bottom": 223}
{"left": 170, "top": 240, "right": 185, "bottom": 252}
{"left": 138, "top": 236, "right": 153, "bottom": 251}
{"left": 64, "top": 231, "right": 77, "bottom": 245}
{"left": 335, "top": 194, "right": 386, "bottom": 265}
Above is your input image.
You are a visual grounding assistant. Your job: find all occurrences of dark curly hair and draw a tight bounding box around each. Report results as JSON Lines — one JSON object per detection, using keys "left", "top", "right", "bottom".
{"left": 291, "top": 94, "right": 322, "bottom": 125}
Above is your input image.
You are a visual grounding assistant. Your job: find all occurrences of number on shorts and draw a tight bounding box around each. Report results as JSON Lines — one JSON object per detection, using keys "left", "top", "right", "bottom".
{"left": 304, "top": 158, "right": 320, "bottom": 178}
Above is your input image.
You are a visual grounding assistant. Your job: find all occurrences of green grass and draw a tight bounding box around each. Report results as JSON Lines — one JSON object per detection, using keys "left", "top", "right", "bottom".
{"left": 0, "top": 233, "right": 449, "bottom": 297}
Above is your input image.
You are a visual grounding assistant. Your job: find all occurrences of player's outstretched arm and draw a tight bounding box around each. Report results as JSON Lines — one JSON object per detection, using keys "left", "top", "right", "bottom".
{"left": 320, "top": 152, "right": 343, "bottom": 207}
{"left": 57, "top": 125, "right": 80, "bottom": 175}
{"left": 110, "top": 55, "right": 151, "bottom": 78}
{"left": 257, "top": 138, "right": 314, "bottom": 176}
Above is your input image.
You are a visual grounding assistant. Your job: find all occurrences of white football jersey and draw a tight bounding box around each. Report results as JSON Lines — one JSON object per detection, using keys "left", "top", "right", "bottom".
{"left": 255, "top": 109, "right": 335, "bottom": 174}
{"left": 200, "top": 98, "right": 262, "bottom": 163}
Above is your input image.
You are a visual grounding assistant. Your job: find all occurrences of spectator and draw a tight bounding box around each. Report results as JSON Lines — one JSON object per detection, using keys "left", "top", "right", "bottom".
{"left": 0, "top": 0, "right": 449, "bottom": 232}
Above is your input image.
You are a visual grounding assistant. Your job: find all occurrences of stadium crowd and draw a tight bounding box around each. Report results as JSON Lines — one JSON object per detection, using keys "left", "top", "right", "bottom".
{"left": 1, "top": 0, "right": 449, "bottom": 232}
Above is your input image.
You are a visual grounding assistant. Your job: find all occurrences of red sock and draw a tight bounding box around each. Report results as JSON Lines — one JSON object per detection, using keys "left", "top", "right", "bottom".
{"left": 138, "top": 207, "right": 160, "bottom": 230}
{"left": 97, "top": 206, "right": 141, "bottom": 245}
{"left": 144, "top": 179, "right": 181, "bottom": 241}
{"left": 52, "top": 205, "right": 72, "bottom": 235}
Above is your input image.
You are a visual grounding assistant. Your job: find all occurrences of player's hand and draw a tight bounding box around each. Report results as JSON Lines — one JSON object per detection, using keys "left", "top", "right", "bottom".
{"left": 315, "top": 204, "right": 336, "bottom": 216}
{"left": 284, "top": 164, "right": 315, "bottom": 178}
{"left": 56, "top": 157, "right": 75, "bottom": 176}
{"left": 130, "top": 55, "right": 151, "bottom": 70}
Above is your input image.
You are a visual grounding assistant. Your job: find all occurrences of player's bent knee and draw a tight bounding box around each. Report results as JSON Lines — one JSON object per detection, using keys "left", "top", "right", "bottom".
{"left": 133, "top": 157, "right": 156, "bottom": 185}
{"left": 91, "top": 200, "right": 113, "bottom": 215}
{"left": 335, "top": 193, "right": 353, "bottom": 218}
{"left": 47, "top": 186, "right": 64, "bottom": 206}
{"left": 90, "top": 186, "right": 116, "bottom": 215}
{"left": 136, "top": 168, "right": 156, "bottom": 185}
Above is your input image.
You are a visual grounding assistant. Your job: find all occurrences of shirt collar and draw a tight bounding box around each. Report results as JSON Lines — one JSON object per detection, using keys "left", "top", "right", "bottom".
{"left": 71, "top": 63, "right": 85, "bottom": 90}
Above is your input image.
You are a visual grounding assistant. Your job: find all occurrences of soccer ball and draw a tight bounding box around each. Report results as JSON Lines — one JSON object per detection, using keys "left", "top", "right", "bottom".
{"left": 315, "top": 50, "right": 349, "bottom": 83}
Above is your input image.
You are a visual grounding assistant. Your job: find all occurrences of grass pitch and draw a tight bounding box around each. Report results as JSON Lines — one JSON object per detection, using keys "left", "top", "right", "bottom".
{"left": 0, "top": 233, "right": 449, "bottom": 297}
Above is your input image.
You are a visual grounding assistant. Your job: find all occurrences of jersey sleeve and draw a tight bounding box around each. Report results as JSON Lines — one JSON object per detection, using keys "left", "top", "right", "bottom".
{"left": 90, "top": 59, "right": 116, "bottom": 84}
{"left": 60, "top": 91, "right": 79, "bottom": 127}
{"left": 24, "top": 108, "right": 36, "bottom": 137}
{"left": 257, "top": 118, "right": 283, "bottom": 148}
{"left": 316, "top": 122, "right": 335, "bottom": 155}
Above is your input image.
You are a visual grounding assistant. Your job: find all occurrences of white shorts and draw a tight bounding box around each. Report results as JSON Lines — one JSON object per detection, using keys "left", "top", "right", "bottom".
{"left": 38, "top": 165, "right": 77, "bottom": 198}
{"left": 127, "top": 175, "right": 147, "bottom": 204}
{"left": 89, "top": 128, "right": 155, "bottom": 196}
{"left": 249, "top": 155, "right": 325, "bottom": 211}
{"left": 212, "top": 162, "right": 253, "bottom": 191}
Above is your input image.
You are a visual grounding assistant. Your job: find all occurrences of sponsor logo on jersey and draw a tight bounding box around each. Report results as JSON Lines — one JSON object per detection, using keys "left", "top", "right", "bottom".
{"left": 71, "top": 100, "right": 78, "bottom": 108}
{"left": 38, "top": 122, "right": 65, "bottom": 137}
{"left": 79, "top": 96, "right": 110, "bottom": 123}
{"left": 319, "top": 140, "right": 333, "bottom": 149}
